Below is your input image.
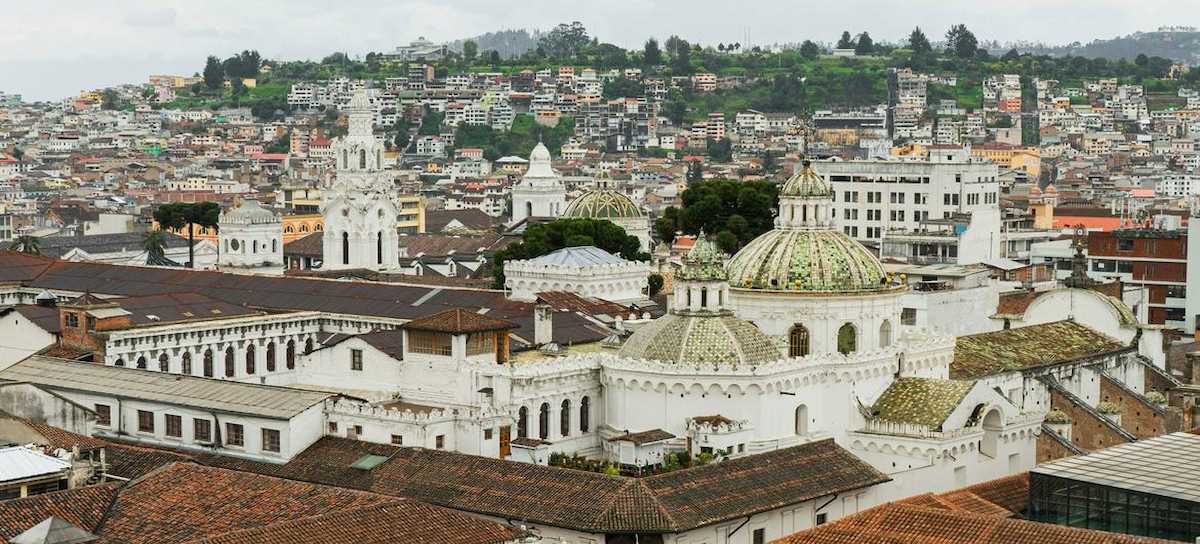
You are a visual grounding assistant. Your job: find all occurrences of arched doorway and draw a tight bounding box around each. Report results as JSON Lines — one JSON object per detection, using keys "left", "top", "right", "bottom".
{"left": 286, "top": 340, "right": 296, "bottom": 369}
{"left": 837, "top": 323, "right": 857, "bottom": 355}
{"left": 224, "top": 347, "right": 235, "bottom": 378}
{"left": 245, "top": 344, "right": 256, "bottom": 375}
{"left": 560, "top": 399, "right": 571, "bottom": 437}
{"left": 525, "top": 201, "right": 533, "bottom": 218}
{"left": 266, "top": 342, "right": 276, "bottom": 372}
{"left": 879, "top": 320, "right": 892, "bottom": 349}
{"left": 580, "top": 396, "right": 590, "bottom": 433}
{"left": 181, "top": 352, "right": 192, "bottom": 375}
{"left": 158, "top": 353, "right": 169, "bottom": 372}
{"left": 203, "top": 349, "right": 214, "bottom": 377}
{"left": 136, "top": 356, "right": 147, "bottom": 370}
{"left": 795, "top": 405, "right": 809, "bottom": 435}
{"left": 789, "top": 325, "right": 810, "bottom": 357}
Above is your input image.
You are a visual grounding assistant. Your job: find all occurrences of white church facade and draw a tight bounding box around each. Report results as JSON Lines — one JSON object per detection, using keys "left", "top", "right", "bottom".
{"left": 509, "top": 142, "right": 566, "bottom": 224}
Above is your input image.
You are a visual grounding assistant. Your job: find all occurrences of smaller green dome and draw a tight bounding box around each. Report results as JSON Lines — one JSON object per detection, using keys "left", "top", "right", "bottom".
{"left": 780, "top": 160, "right": 831, "bottom": 198}
{"left": 562, "top": 189, "right": 645, "bottom": 219}
{"left": 677, "top": 232, "right": 727, "bottom": 282}
{"left": 617, "top": 313, "right": 781, "bottom": 367}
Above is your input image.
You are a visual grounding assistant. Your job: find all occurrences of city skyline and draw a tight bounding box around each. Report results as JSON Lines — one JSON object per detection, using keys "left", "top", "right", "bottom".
{"left": 3, "top": 0, "right": 1194, "bottom": 101}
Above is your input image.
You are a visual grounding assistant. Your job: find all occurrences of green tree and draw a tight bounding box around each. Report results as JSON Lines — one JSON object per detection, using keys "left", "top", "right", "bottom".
{"left": 854, "top": 32, "right": 874, "bottom": 55}
{"left": 644, "top": 38, "right": 662, "bottom": 66}
{"left": 491, "top": 218, "right": 649, "bottom": 288}
{"left": 706, "top": 137, "right": 732, "bottom": 162}
{"left": 142, "top": 230, "right": 169, "bottom": 265}
{"left": 8, "top": 235, "right": 41, "bottom": 255}
{"left": 945, "top": 24, "right": 978, "bottom": 59}
{"left": 671, "top": 39, "right": 692, "bottom": 75}
{"left": 393, "top": 131, "right": 410, "bottom": 152}
{"left": 647, "top": 273, "right": 664, "bottom": 297}
{"left": 539, "top": 21, "right": 590, "bottom": 60}
{"left": 153, "top": 202, "right": 220, "bottom": 268}
{"left": 603, "top": 77, "right": 644, "bottom": 99}
{"left": 1002, "top": 48, "right": 1021, "bottom": 61}
{"left": 653, "top": 179, "right": 778, "bottom": 253}
{"left": 908, "top": 27, "right": 932, "bottom": 55}
{"left": 715, "top": 230, "right": 739, "bottom": 254}
{"left": 799, "top": 40, "right": 821, "bottom": 60}
{"left": 462, "top": 40, "right": 478, "bottom": 63}
{"left": 203, "top": 55, "right": 223, "bottom": 90}
{"left": 101, "top": 89, "right": 121, "bottom": 110}
{"left": 836, "top": 31, "right": 855, "bottom": 50}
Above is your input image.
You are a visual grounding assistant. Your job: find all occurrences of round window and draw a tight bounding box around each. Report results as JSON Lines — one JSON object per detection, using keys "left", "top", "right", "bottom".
{"left": 230, "top": 239, "right": 240, "bottom": 251}
{"left": 341, "top": 208, "right": 350, "bottom": 217}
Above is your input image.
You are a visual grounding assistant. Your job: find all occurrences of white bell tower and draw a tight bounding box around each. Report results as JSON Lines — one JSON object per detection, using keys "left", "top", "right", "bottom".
{"left": 510, "top": 142, "right": 565, "bottom": 224}
{"left": 321, "top": 89, "right": 402, "bottom": 271}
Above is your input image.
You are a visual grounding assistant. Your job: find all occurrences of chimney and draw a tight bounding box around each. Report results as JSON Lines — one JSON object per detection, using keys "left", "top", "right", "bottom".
{"left": 534, "top": 303, "right": 553, "bottom": 346}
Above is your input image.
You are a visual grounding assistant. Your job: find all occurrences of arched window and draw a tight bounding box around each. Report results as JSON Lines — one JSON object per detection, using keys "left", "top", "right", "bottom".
{"left": 376, "top": 149, "right": 382, "bottom": 169}
{"left": 789, "top": 324, "right": 810, "bottom": 357}
{"left": 517, "top": 407, "right": 528, "bottom": 438}
{"left": 981, "top": 408, "right": 1002, "bottom": 458}
{"left": 286, "top": 340, "right": 296, "bottom": 369}
{"left": 359, "top": 149, "right": 367, "bottom": 169}
{"left": 341, "top": 149, "right": 348, "bottom": 169}
{"left": 224, "top": 347, "right": 235, "bottom": 378}
{"left": 245, "top": 344, "right": 256, "bottom": 375}
{"left": 879, "top": 320, "right": 892, "bottom": 349}
{"left": 795, "top": 405, "right": 809, "bottom": 435}
{"left": 538, "top": 403, "right": 550, "bottom": 440}
{"left": 579, "top": 396, "right": 590, "bottom": 433}
{"left": 837, "top": 323, "right": 857, "bottom": 355}
{"left": 315, "top": 223, "right": 322, "bottom": 231}
{"left": 158, "top": 353, "right": 169, "bottom": 372}
{"left": 300, "top": 224, "right": 309, "bottom": 233}
{"left": 700, "top": 287, "right": 708, "bottom": 308}
{"left": 114, "top": 358, "right": 125, "bottom": 367}
{"left": 203, "top": 349, "right": 214, "bottom": 377}
{"left": 342, "top": 232, "right": 349, "bottom": 265}
{"left": 271, "top": 239, "right": 277, "bottom": 253}
{"left": 377, "top": 231, "right": 383, "bottom": 265}
{"left": 524, "top": 201, "right": 533, "bottom": 218}
{"left": 560, "top": 399, "right": 571, "bottom": 437}
{"left": 136, "top": 356, "right": 147, "bottom": 370}
{"left": 182, "top": 352, "right": 192, "bottom": 375}
{"left": 266, "top": 342, "right": 276, "bottom": 372}
{"left": 285, "top": 225, "right": 294, "bottom": 234}
{"left": 252, "top": 240, "right": 258, "bottom": 253}
{"left": 304, "top": 338, "right": 314, "bottom": 354}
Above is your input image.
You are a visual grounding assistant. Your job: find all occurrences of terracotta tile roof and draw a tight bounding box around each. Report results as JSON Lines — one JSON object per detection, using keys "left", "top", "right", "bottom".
{"left": 995, "top": 290, "right": 1040, "bottom": 315}
{"left": 608, "top": 429, "right": 675, "bottom": 445}
{"left": 181, "top": 436, "right": 887, "bottom": 533}
{"left": 19, "top": 419, "right": 196, "bottom": 480}
{"left": 0, "top": 484, "right": 118, "bottom": 542}
{"left": 776, "top": 501, "right": 1171, "bottom": 543}
{"left": 952, "top": 320, "right": 1131, "bottom": 380}
{"left": 402, "top": 308, "right": 516, "bottom": 334}
{"left": 185, "top": 501, "right": 525, "bottom": 544}
{"left": 958, "top": 472, "right": 1029, "bottom": 515}
{"left": 536, "top": 290, "right": 629, "bottom": 318}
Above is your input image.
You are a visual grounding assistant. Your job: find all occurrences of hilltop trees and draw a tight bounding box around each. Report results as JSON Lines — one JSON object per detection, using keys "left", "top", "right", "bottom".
{"left": 539, "top": 21, "right": 590, "bottom": 60}
{"left": 643, "top": 38, "right": 662, "bottom": 66}
{"left": 462, "top": 40, "right": 478, "bottom": 63}
{"left": 908, "top": 27, "right": 932, "bottom": 55}
{"left": 799, "top": 40, "right": 821, "bottom": 60}
{"left": 653, "top": 179, "right": 778, "bottom": 251}
{"left": 491, "top": 218, "right": 648, "bottom": 288}
{"left": 203, "top": 56, "right": 223, "bottom": 89}
{"left": 855, "top": 32, "right": 874, "bottom": 55}
{"left": 836, "top": 31, "right": 855, "bottom": 49}
{"left": 945, "top": 24, "right": 979, "bottom": 59}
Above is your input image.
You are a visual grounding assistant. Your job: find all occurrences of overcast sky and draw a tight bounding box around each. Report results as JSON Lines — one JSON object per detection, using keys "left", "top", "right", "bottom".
{"left": 2, "top": 0, "right": 1192, "bottom": 101}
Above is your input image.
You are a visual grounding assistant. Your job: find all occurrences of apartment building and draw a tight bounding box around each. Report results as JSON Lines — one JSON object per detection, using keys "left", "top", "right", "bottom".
{"left": 817, "top": 148, "right": 1000, "bottom": 243}
{"left": 1087, "top": 228, "right": 1189, "bottom": 328}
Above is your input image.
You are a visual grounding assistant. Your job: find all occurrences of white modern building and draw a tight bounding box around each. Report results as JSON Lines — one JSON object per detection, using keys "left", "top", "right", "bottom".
{"left": 816, "top": 150, "right": 1000, "bottom": 243}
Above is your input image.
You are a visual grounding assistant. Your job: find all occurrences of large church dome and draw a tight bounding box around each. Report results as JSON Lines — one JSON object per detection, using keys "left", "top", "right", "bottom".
{"left": 618, "top": 233, "right": 781, "bottom": 367}
{"left": 562, "top": 189, "right": 645, "bottom": 219}
{"left": 617, "top": 313, "right": 782, "bottom": 367}
{"left": 727, "top": 161, "right": 889, "bottom": 293}
{"left": 727, "top": 229, "right": 886, "bottom": 292}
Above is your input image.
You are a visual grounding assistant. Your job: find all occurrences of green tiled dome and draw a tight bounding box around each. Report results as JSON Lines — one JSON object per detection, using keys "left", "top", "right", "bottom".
{"left": 562, "top": 190, "right": 645, "bottom": 219}
{"left": 677, "top": 232, "right": 727, "bottom": 282}
{"left": 617, "top": 313, "right": 781, "bottom": 367}
{"left": 780, "top": 161, "right": 831, "bottom": 198}
{"left": 727, "top": 229, "right": 888, "bottom": 292}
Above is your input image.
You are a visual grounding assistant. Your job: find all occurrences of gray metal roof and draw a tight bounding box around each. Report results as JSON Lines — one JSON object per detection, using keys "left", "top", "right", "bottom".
{"left": 1032, "top": 432, "right": 1200, "bottom": 504}
{"left": 0, "top": 357, "right": 333, "bottom": 420}
{"left": 526, "top": 246, "right": 626, "bottom": 267}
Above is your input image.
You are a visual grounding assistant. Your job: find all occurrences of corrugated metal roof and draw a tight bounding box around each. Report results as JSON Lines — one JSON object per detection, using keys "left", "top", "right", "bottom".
{"left": 0, "top": 446, "right": 70, "bottom": 483}
{"left": 1032, "top": 432, "right": 1200, "bottom": 504}
{"left": 0, "top": 357, "right": 333, "bottom": 420}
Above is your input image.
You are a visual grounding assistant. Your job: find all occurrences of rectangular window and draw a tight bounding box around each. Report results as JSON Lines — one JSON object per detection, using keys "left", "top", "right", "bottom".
{"left": 137, "top": 410, "right": 154, "bottom": 433}
{"left": 95, "top": 404, "right": 111, "bottom": 427}
{"left": 901, "top": 308, "right": 918, "bottom": 326}
{"left": 483, "top": 428, "right": 493, "bottom": 440}
{"left": 194, "top": 419, "right": 211, "bottom": 442}
{"left": 65, "top": 313, "right": 79, "bottom": 328}
{"left": 816, "top": 513, "right": 828, "bottom": 525}
{"left": 328, "top": 422, "right": 338, "bottom": 433}
{"left": 391, "top": 434, "right": 404, "bottom": 445}
{"left": 1117, "top": 238, "right": 1134, "bottom": 251}
{"left": 466, "top": 332, "right": 496, "bottom": 356}
{"left": 408, "top": 330, "right": 453, "bottom": 356}
{"left": 350, "top": 349, "right": 363, "bottom": 371}
{"left": 262, "top": 428, "right": 281, "bottom": 453}
{"left": 353, "top": 425, "right": 363, "bottom": 437}
{"left": 436, "top": 435, "right": 445, "bottom": 449}
{"left": 165, "top": 414, "right": 182, "bottom": 438}
{"left": 226, "top": 423, "right": 244, "bottom": 447}
{"left": 753, "top": 528, "right": 765, "bottom": 544}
